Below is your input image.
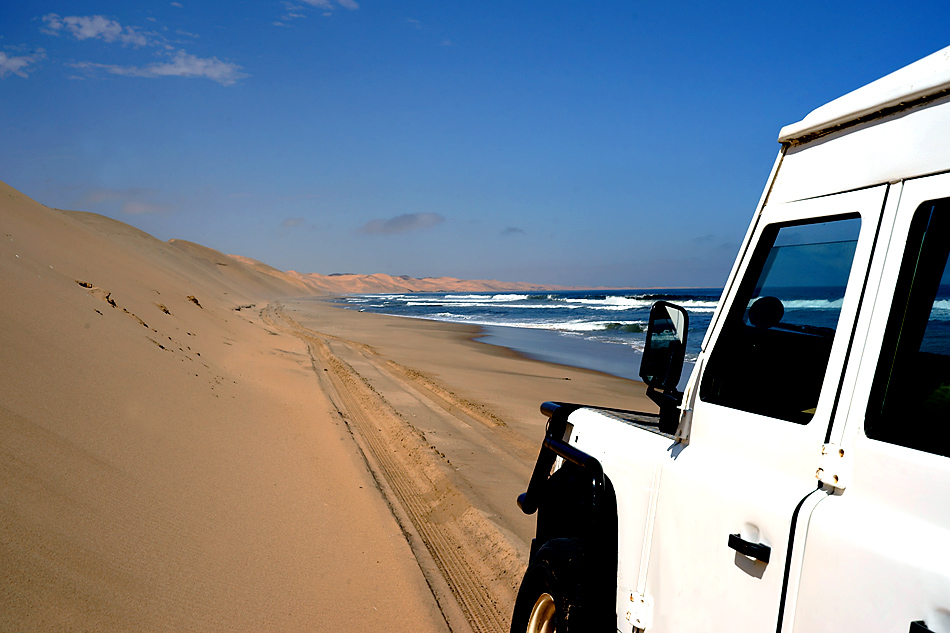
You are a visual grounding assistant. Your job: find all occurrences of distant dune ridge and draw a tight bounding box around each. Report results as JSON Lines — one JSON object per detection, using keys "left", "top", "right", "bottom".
{"left": 223, "top": 255, "right": 578, "bottom": 295}
{"left": 283, "top": 269, "right": 579, "bottom": 294}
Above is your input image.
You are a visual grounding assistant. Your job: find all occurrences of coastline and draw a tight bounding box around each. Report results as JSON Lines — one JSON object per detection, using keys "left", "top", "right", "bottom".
{"left": 325, "top": 289, "right": 713, "bottom": 390}
{"left": 322, "top": 289, "right": 703, "bottom": 390}
{"left": 288, "top": 296, "right": 657, "bottom": 427}
{"left": 318, "top": 293, "right": 654, "bottom": 383}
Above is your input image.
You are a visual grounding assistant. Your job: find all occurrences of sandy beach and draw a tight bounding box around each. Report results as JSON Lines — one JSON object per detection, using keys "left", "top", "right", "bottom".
{"left": 1, "top": 180, "right": 654, "bottom": 632}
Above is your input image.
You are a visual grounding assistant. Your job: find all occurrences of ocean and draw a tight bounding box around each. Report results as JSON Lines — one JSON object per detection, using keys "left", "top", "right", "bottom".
{"left": 331, "top": 285, "right": 950, "bottom": 386}
{"left": 330, "top": 289, "right": 724, "bottom": 385}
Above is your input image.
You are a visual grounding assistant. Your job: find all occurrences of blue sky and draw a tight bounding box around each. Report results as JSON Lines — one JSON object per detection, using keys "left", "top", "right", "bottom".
{"left": 2, "top": 2, "right": 949, "bottom": 287}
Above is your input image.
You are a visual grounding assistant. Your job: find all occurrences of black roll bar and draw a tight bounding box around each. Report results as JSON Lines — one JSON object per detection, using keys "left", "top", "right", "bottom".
{"left": 517, "top": 401, "right": 605, "bottom": 516}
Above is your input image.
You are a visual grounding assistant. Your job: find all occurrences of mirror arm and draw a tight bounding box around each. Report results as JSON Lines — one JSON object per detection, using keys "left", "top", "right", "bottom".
{"left": 647, "top": 385, "right": 682, "bottom": 434}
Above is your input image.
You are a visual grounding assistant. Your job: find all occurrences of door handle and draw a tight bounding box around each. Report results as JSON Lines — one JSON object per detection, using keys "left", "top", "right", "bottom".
{"left": 728, "top": 533, "right": 771, "bottom": 563}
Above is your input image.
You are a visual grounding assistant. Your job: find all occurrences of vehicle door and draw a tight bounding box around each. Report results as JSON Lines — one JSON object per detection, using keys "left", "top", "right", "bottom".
{"left": 640, "top": 185, "right": 888, "bottom": 633}
{"left": 790, "top": 174, "right": 950, "bottom": 633}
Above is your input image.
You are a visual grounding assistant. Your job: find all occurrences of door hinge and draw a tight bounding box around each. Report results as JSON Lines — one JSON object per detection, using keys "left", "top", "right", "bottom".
{"left": 674, "top": 355, "right": 704, "bottom": 442}
{"left": 816, "top": 443, "right": 849, "bottom": 490}
{"left": 626, "top": 592, "right": 653, "bottom": 631}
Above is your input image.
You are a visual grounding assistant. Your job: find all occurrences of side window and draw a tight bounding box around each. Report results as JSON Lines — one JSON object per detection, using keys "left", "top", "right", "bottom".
{"left": 701, "top": 216, "right": 862, "bottom": 423}
{"left": 866, "top": 199, "right": 950, "bottom": 458}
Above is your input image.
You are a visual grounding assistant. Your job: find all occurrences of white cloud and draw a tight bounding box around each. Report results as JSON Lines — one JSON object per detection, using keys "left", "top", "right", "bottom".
{"left": 40, "top": 13, "right": 243, "bottom": 85}
{"left": 0, "top": 50, "right": 45, "bottom": 79}
{"left": 135, "top": 50, "right": 245, "bottom": 84}
{"left": 69, "top": 50, "right": 247, "bottom": 86}
{"left": 298, "top": 0, "right": 359, "bottom": 12}
{"left": 42, "top": 14, "right": 151, "bottom": 47}
{"left": 274, "top": 0, "right": 357, "bottom": 25}
{"left": 275, "top": 2, "right": 309, "bottom": 24}
{"left": 357, "top": 213, "right": 445, "bottom": 235}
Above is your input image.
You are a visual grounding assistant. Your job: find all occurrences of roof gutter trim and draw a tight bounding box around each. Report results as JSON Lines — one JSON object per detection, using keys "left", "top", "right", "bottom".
{"left": 778, "top": 46, "right": 950, "bottom": 144}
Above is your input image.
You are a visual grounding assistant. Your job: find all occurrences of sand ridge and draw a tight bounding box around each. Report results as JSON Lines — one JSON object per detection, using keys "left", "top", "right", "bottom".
{"left": 280, "top": 270, "right": 591, "bottom": 295}
{"left": 0, "top": 181, "right": 447, "bottom": 631}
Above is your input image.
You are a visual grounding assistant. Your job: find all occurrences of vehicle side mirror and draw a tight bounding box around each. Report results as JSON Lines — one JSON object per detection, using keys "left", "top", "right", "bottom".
{"left": 640, "top": 301, "right": 689, "bottom": 433}
{"left": 640, "top": 301, "right": 689, "bottom": 390}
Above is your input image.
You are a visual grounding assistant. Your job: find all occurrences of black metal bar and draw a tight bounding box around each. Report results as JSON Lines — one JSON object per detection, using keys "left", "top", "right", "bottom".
{"left": 542, "top": 436, "right": 604, "bottom": 511}
{"left": 728, "top": 533, "right": 771, "bottom": 564}
{"left": 518, "top": 402, "right": 575, "bottom": 514}
{"left": 543, "top": 399, "right": 660, "bottom": 424}
{"left": 518, "top": 401, "right": 604, "bottom": 515}
{"left": 540, "top": 400, "right": 562, "bottom": 419}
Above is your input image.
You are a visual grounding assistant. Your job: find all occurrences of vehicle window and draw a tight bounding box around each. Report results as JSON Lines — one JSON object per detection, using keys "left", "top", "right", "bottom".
{"left": 700, "top": 216, "right": 862, "bottom": 423}
{"left": 866, "top": 199, "right": 950, "bottom": 458}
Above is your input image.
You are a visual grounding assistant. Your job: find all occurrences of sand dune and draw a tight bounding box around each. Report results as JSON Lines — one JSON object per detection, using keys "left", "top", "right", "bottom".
{"left": 0, "top": 180, "right": 651, "bottom": 632}
{"left": 283, "top": 270, "right": 583, "bottom": 295}
{"left": 0, "top": 181, "right": 445, "bottom": 631}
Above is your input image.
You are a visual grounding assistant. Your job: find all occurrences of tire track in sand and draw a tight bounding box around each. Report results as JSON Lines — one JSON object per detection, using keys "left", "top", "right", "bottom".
{"left": 262, "top": 304, "right": 520, "bottom": 633}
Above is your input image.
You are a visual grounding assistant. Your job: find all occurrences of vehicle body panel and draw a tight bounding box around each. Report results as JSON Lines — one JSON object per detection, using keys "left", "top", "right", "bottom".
{"left": 789, "top": 172, "right": 950, "bottom": 633}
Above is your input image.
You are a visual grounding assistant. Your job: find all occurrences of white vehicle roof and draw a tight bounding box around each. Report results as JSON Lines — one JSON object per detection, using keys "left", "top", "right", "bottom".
{"left": 779, "top": 45, "right": 950, "bottom": 143}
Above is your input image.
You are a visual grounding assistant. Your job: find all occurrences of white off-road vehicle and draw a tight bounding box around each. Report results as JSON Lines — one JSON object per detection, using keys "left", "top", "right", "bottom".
{"left": 512, "top": 45, "right": 950, "bottom": 633}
